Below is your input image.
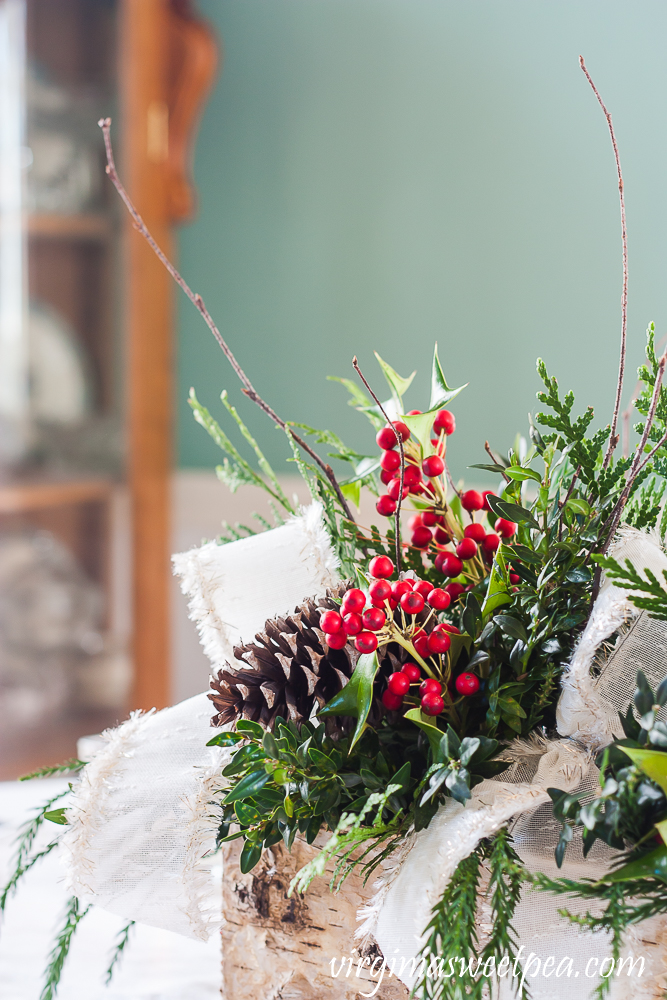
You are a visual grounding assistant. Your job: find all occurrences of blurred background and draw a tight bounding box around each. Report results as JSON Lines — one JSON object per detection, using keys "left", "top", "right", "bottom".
{"left": 1, "top": 0, "right": 667, "bottom": 778}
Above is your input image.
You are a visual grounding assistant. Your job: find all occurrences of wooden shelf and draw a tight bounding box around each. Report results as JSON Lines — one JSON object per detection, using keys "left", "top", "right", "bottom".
{"left": 27, "top": 213, "right": 113, "bottom": 241}
{"left": 0, "top": 477, "right": 113, "bottom": 514}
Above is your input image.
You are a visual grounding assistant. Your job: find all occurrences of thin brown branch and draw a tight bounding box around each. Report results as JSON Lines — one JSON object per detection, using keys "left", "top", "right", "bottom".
{"left": 98, "top": 118, "right": 353, "bottom": 522}
{"left": 352, "top": 357, "right": 403, "bottom": 573}
{"left": 600, "top": 347, "right": 667, "bottom": 554}
{"left": 579, "top": 57, "right": 628, "bottom": 472}
{"left": 559, "top": 464, "right": 582, "bottom": 509}
{"left": 444, "top": 459, "right": 461, "bottom": 499}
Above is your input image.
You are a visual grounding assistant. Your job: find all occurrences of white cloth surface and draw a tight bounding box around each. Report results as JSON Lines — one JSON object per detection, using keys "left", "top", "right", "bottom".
{"left": 172, "top": 501, "right": 340, "bottom": 672}
{"left": 0, "top": 779, "right": 221, "bottom": 1000}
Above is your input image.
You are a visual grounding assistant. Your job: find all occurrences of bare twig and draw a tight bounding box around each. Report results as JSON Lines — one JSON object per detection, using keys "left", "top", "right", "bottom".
{"left": 559, "top": 464, "right": 582, "bottom": 509}
{"left": 98, "top": 117, "right": 353, "bottom": 522}
{"left": 579, "top": 57, "right": 628, "bottom": 471}
{"left": 600, "top": 347, "right": 667, "bottom": 554}
{"left": 444, "top": 458, "right": 461, "bottom": 499}
{"left": 352, "top": 357, "right": 403, "bottom": 572}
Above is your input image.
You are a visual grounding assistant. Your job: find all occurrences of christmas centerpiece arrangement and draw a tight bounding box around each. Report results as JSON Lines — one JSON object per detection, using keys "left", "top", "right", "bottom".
{"left": 5, "top": 57, "right": 667, "bottom": 1000}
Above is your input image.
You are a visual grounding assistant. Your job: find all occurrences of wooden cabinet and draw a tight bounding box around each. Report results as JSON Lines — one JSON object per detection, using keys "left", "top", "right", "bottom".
{"left": 0, "top": 0, "right": 216, "bottom": 777}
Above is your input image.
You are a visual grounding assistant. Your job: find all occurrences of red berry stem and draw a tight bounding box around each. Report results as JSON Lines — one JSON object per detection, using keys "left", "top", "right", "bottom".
{"left": 353, "top": 356, "right": 404, "bottom": 574}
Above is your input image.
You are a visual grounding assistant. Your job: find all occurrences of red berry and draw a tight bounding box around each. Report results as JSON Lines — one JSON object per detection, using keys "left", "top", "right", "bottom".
{"left": 388, "top": 671, "right": 410, "bottom": 696}
{"left": 456, "top": 537, "right": 478, "bottom": 561}
{"left": 427, "top": 587, "right": 451, "bottom": 610}
{"left": 461, "top": 490, "right": 484, "bottom": 512}
{"left": 434, "top": 526, "right": 451, "bottom": 545}
{"left": 463, "top": 523, "right": 486, "bottom": 543}
{"left": 407, "top": 409, "right": 422, "bottom": 415}
{"left": 455, "top": 672, "right": 480, "bottom": 696}
{"left": 509, "top": 572, "right": 521, "bottom": 585}
{"left": 408, "top": 513, "right": 423, "bottom": 532}
{"left": 376, "top": 494, "right": 397, "bottom": 517}
{"left": 380, "top": 449, "right": 401, "bottom": 473}
{"left": 355, "top": 631, "right": 378, "bottom": 654}
{"left": 393, "top": 421, "right": 410, "bottom": 442}
{"left": 369, "top": 579, "right": 392, "bottom": 603}
{"left": 482, "top": 490, "right": 496, "bottom": 511}
{"left": 369, "top": 555, "right": 394, "bottom": 579}
{"left": 388, "top": 478, "right": 410, "bottom": 501}
{"left": 376, "top": 426, "right": 398, "bottom": 450}
{"left": 401, "top": 662, "right": 422, "bottom": 682}
{"left": 440, "top": 552, "right": 463, "bottom": 578}
{"left": 320, "top": 610, "right": 343, "bottom": 633}
{"left": 420, "top": 678, "right": 442, "bottom": 696}
{"left": 326, "top": 631, "right": 347, "bottom": 649}
{"left": 401, "top": 591, "right": 425, "bottom": 615}
{"left": 413, "top": 580, "right": 433, "bottom": 598}
{"left": 342, "top": 588, "right": 366, "bottom": 614}
{"left": 495, "top": 518, "right": 517, "bottom": 538}
{"left": 362, "top": 607, "right": 386, "bottom": 632}
{"left": 422, "top": 455, "right": 445, "bottom": 478}
{"left": 380, "top": 468, "right": 393, "bottom": 486}
{"left": 427, "top": 631, "right": 451, "bottom": 655}
{"left": 445, "top": 582, "right": 466, "bottom": 601}
{"left": 391, "top": 579, "right": 413, "bottom": 600}
{"left": 412, "top": 526, "right": 433, "bottom": 549}
{"left": 403, "top": 464, "right": 422, "bottom": 487}
{"left": 482, "top": 533, "right": 500, "bottom": 553}
{"left": 342, "top": 612, "right": 363, "bottom": 635}
{"left": 433, "top": 409, "right": 456, "bottom": 435}
{"left": 412, "top": 631, "right": 429, "bottom": 657}
{"left": 437, "top": 622, "right": 461, "bottom": 634}
{"left": 421, "top": 692, "right": 445, "bottom": 716}
{"left": 422, "top": 509, "right": 437, "bottom": 527}
{"left": 382, "top": 689, "right": 404, "bottom": 711}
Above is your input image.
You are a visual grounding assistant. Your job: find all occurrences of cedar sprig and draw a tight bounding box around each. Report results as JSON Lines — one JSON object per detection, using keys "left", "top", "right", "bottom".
{"left": 414, "top": 845, "right": 485, "bottom": 1000}
{"left": 40, "top": 896, "right": 90, "bottom": 1000}
{"left": 18, "top": 759, "right": 84, "bottom": 782}
{"left": 479, "top": 828, "right": 529, "bottom": 1000}
{"left": 0, "top": 788, "right": 70, "bottom": 912}
{"left": 104, "top": 920, "right": 135, "bottom": 984}
{"left": 593, "top": 556, "right": 667, "bottom": 620}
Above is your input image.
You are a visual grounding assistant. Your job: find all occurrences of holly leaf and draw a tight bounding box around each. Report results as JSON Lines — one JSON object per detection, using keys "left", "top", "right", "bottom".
{"left": 374, "top": 352, "right": 416, "bottom": 408}
{"left": 402, "top": 411, "right": 436, "bottom": 456}
{"left": 318, "top": 652, "right": 380, "bottom": 751}
{"left": 428, "top": 343, "right": 468, "bottom": 411}
{"left": 44, "top": 808, "right": 68, "bottom": 825}
{"left": 340, "top": 480, "right": 362, "bottom": 509}
{"left": 481, "top": 547, "right": 511, "bottom": 618}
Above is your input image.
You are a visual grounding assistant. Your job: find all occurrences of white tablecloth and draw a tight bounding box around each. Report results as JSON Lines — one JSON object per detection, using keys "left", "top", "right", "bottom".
{"left": 0, "top": 779, "right": 221, "bottom": 1000}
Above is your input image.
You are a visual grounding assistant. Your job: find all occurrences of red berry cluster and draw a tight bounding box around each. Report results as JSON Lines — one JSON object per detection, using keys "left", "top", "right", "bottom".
{"left": 320, "top": 554, "right": 452, "bottom": 656}
{"left": 382, "top": 651, "right": 480, "bottom": 718}
{"left": 375, "top": 410, "right": 455, "bottom": 518}
{"left": 373, "top": 407, "right": 518, "bottom": 601}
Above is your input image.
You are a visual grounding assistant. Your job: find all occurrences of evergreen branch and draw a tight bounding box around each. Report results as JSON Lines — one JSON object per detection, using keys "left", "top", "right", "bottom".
{"left": 594, "top": 556, "right": 667, "bottom": 620}
{"left": 1, "top": 789, "right": 70, "bottom": 912}
{"left": 40, "top": 896, "right": 90, "bottom": 1000}
{"left": 104, "top": 920, "right": 135, "bottom": 985}
{"left": 0, "top": 840, "right": 59, "bottom": 911}
{"left": 480, "top": 829, "right": 529, "bottom": 999}
{"left": 414, "top": 846, "right": 484, "bottom": 1000}
{"left": 98, "top": 117, "right": 353, "bottom": 522}
{"left": 19, "top": 759, "right": 84, "bottom": 782}
{"left": 220, "top": 391, "right": 293, "bottom": 510}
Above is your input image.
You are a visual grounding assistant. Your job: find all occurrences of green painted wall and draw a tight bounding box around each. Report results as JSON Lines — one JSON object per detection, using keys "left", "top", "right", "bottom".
{"left": 177, "top": 1, "right": 667, "bottom": 482}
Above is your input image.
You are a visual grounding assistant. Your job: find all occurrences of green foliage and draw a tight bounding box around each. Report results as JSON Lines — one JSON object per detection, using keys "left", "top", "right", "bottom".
{"left": 414, "top": 830, "right": 528, "bottom": 1000}
{"left": 40, "top": 896, "right": 90, "bottom": 1000}
{"left": 1, "top": 788, "right": 70, "bottom": 913}
{"left": 215, "top": 713, "right": 501, "bottom": 881}
{"left": 594, "top": 556, "right": 667, "bottom": 621}
{"left": 19, "top": 759, "right": 84, "bottom": 782}
{"left": 189, "top": 388, "right": 294, "bottom": 513}
{"left": 105, "top": 921, "right": 135, "bottom": 985}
